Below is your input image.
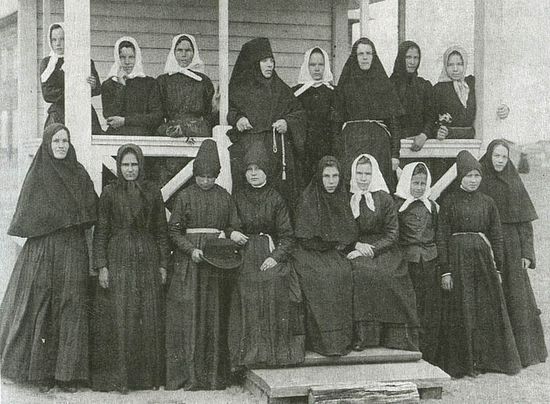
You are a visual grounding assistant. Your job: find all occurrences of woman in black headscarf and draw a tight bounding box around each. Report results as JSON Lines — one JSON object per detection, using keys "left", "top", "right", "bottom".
{"left": 291, "top": 156, "right": 357, "bottom": 356}
{"left": 227, "top": 37, "right": 306, "bottom": 216}
{"left": 436, "top": 150, "right": 521, "bottom": 378}
{"left": 334, "top": 37, "right": 404, "bottom": 191}
{"left": 90, "top": 144, "right": 169, "bottom": 393}
{"left": 228, "top": 142, "right": 305, "bottom": 370}
{"left": 390, "top": 41, "right": 435, "bottom": 155}
{"left": 479, "top": 140, "right": 547, "bottom": 367}
{"left": 0, "top": 123, "right": 98, "bottom": 392}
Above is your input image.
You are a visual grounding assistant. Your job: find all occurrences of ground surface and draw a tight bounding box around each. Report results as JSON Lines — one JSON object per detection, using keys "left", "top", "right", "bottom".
{"left": 0, "top": 159, "right": 549, "bottom": 403}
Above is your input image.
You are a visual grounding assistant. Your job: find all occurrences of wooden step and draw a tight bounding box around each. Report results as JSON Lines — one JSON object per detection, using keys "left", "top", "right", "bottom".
{"left": 302, "top": 348, "right": 422, "bottom": 367}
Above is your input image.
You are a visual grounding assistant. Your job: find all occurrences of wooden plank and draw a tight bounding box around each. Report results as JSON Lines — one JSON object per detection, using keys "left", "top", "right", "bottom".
{"left": 303, "top": 348, "right": 422, "bottom": 367}
{"left": 308, "top": 382, "right": 419, "bottom": 403}
{"left": 331, "top": 0, "right": 349, "bottom": 83}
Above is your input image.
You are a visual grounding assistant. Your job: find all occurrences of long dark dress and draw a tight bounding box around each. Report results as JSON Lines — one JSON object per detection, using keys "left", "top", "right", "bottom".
{"left": 395, "top": 198, "right": 440, "bottom": 363}
{"left": 478, "top": 140, "right": 547, "bottom": 367}
{"left": 166, "top": 183, "right": 241, "bottom": 390}
{"left": 292, "top": 85, "right": 336, "bottom": 182}
{"left": 39, "top": 56, "right": 103, "bottom": 134}
{"left": 350, "top": 191, "right": 419, "bottom": 351}
{"left": 90, "top": 181, "right": 169, "bottom": 391}
{"left": 229, "top": 185, "right": 305, "bottom": 368}
{"left": 436, "top": 188, "right": 521, "bottom": 377}
{"left": 101, "top": 77, "right": 163, "bottom": 136}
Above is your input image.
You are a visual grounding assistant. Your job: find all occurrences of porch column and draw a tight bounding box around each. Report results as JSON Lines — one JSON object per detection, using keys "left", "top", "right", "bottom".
{"left": 42, "top": 0, "right": 51, "bottom": 56}
{"left": 218, "top": 0, "right": 229, "bottom": 126}
{"left": 360, "top": 0, "right": 370, "bottom": 37}
{"left": 474, "top": 0, "right": 506, "bottom": 152}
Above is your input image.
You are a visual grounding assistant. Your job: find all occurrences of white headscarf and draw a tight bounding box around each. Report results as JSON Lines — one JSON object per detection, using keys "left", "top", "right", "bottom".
{"left": 41, "top": 22, "right": 65, "bottom": 83}
{"left": 395, "top": 162, "right": 438, "bottom": 213}
{"left": 294, "top": 47, "right": 334, "bottom": 97}
{"left": 107, "top": 36, "right": 146, "bottom": 83}
{"left": 438, "top": 45, "right": 469, "bottom": 108}
{"left": 350, "top": 154, "right": 389, "bottom": 217}
{"left": 163, "top": 34, "right": 205, "bottom": 81}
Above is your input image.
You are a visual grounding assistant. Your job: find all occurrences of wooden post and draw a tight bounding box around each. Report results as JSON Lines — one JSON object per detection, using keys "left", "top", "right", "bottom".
{"left": 213, "top": 125, "right": 233, "bottom": 193}
{"left": 360, "top": 0, "right": 369, "bottom": 37}
{"left": 398, "top": 0, "right": 406, "bottom": 44}
{"left": 218, "top": 0, "right": 229, "bottom": 126}
{"left": 331, "top": 0, "right": 349, "bottom": 81}
{"left": 42, "top": 0, "right": 51, "bottom": 57}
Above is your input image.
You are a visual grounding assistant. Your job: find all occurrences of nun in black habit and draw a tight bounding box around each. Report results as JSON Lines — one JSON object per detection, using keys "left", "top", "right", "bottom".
{"left": 227, "top": 37, "right": 307, "bottom": 216}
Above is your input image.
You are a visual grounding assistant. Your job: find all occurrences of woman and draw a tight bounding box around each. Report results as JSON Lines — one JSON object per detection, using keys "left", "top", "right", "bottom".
{"left": 40, "top": 22, "right": 103, "bottom": 134}
{"left": 479, "top": 140, "right": 547, "bottom": 367}
{"left": 291, "top": 156, "right": 357, "bottom": 356}
{"left": 334, "top": 38, "right": 403, "bottom": 191}
{"left": 101, "top": 37, "right": 163, "bottom": 136}
{"left": 293, "top": 47, "right": 337, "bottom": 182}
{"left": 390, "top": 41, "right": 435, "bottom": 154}
{"left": 437, "top": 150, "right": 521, "bottom": 377}
{"left": 166, "top": 139, "right": 245, "bottom": 390}
{"left": 347, "top": 154, "right": 419, "bottom": 351}
{"left": 0, "top": 123, "right": 98, "bottom": 392}
{"left": 91, "top": 144, "right": 169, "bottom": 393}
{"left": 229, "top": 142, "right": 305, "bottom": 369}
{"left": 227, "top": 37, "right": 306, "bottom": 216}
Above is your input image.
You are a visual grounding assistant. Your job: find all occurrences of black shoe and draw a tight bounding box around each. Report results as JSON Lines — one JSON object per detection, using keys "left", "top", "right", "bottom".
{"left": 38, "top": 380, "right": 55, "bottom": 393}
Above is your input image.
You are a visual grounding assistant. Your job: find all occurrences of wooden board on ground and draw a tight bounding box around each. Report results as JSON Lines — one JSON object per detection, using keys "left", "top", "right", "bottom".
{"left": 309, "top": 381, "right": 419, "bottom": 403}
{"left": 303, "top": 348, "right": 422, "bottom": 367}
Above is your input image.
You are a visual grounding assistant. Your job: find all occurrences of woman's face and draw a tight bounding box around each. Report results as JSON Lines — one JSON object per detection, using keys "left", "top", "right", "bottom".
{"left": 195, "top": 175, "right": 216, "bottom": 191}
{"left": 245, "top": 164, "right": 267, "bottom": 187}
{"left": 446, "top": 53, "right": 464, "bottom": 81}
{"left": 50, "top": 27, "right": 65, "bottom": 56}
{"left": 356, "top": 43, "right": 374, "bottom": 71}
{"left": 175, "top": 39, "right": 194, "bottom": 68}
{"left": 51, "top": 129, "right": 70, "bottom": 160}
{"left": 410, "top": 173, "right": 427, "bottom": 198}
{"left": 322, "top": 166, "right": 339, "bottom": 193}
{"left": 405, "top": 47, "right": 420, "bottom": 73}
{"left": 461, "top": 169, "right": 482, "bottom": 192}
{"left": 119, "top": 46, "right": 136, "bottom": 75}
{"left": 259, "top": 57, "right": 275, "bottom": 78}
{"left": 308, "top": 51, "right": 325, "bottom": 81}
{"left": 355, "top": 162, "right": 373, "bottom": 191}
{"left": 491, "top": 144, "right": 509, "bottom": 172}
{"left": 120, "top": 152, "right": 139, "bottom": 181}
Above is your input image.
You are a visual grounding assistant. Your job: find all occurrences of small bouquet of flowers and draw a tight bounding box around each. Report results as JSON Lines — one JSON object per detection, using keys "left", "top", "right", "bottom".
{"left": 438, "top": 113, "right": 452, "bottom": 126}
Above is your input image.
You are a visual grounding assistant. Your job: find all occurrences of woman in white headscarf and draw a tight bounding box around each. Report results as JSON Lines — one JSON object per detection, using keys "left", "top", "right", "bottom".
{"left": 292, "top": 47, "right": 336, "bottom": 182}
{"left": 346, "top": 154, "right": 420, "bottom": 352}
{"left": 101, "top": 36, "right": 163, "bottom": 136}
{"left": 40, "top": 22, "right": 103, "bottom": 134}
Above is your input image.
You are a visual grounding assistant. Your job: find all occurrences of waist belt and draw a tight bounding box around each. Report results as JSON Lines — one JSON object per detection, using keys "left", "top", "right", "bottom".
{"left": 342, "top": 119, "right": 391, "bottom": 137}
{"left": 452, "top": 232, "right": 496, "bottom": 269}
{"left": 186, "top": 228, "right": 226, "bottom": 238}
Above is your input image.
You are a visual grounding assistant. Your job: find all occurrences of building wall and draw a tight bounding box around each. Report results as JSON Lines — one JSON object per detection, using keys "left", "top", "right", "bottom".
{"left": 0, "top": 12, "right": 18, "bottom": 159}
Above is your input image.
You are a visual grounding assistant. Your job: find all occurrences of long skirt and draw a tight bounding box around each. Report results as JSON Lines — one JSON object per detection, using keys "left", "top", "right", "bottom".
{"left": 90, "top": 230, "right": 164, "bottom": 391}
{"left": 408, "top": 258, "right": 441, "bottom": 363}
{"left": 0, "top": 227, "right": 90, "bottom": 382}
{"left": 350, "top": 248, "right": 420, "bottom": 351}
{"left": 501, "top": 223, "right": 547, "bottom": 367}
{"left": 291, "top": 248, "right": 353, "bottom": 356}
{"left": 44, "top": 103, "right": 104, "bottom": 135}
{"left": 439, "top": 233, "right": 521, "bottom": 377}
{"left": 165, "top": 232, "right": 235, "bottom": 390}
{"left": 229, "top": 235, "right": 305, "bottom": 368}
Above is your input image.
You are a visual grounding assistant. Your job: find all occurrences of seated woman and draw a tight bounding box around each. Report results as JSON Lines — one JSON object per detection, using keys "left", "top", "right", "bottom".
{"left": 334, "top": 38, "right": 404, "bottom": 191}
{"left": 229, "top": 142, "right": 305, "bottom": 369}
{"left": 437, "top": 150, "right": 521, "bottom": 377}
{"left": 347, "top": 154, "right": 419, "bottom": 351}
{"left": 293, "top": 47, "right": 337, "bottom": 183}
{"left": 478, "top": 140, "right": 547, "bottom": 367}
{"left": 0, "top": 123, "right": 97, "bottom": 392}
{"left": 228, "top": 37, "right": 306, "bottom": 217}
{"left": 40, "top": 22, "right": 103, "bottom": 134}
{"left": 91, "top": 144, "right": 169, "bottom": 393}
{"left": 291, "top": 156, "right": 357, "bottom": 356}
{"left": 101, "top": 37, "right": 163, "bottom": 136}
{"left": 166, "top": 139, "right": 245, "bottom": 391}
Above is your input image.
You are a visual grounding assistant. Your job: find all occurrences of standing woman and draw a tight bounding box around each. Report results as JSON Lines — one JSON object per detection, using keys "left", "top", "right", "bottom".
{"left": 40, "top": 23, "right": 103, "bottom": 134}
{"left": 334, "top": 38, "right": 403, "bottom": 191}
{"left": 479, "top": 140, "right": 547, "bottom": 367}
{"left": 347, "top": 154, "right": 419, "bottom": 351}
{"left": 390, "top": 41, "right": 435, "bottom": 154}
{"left": 90, "top": 144, "right": 169, "bottom": 393}
{"left": 293, "top": 47, "right": 337, "bottom": 182}
{"left": 227, "top": 37, "right": 306, "bottom": 216}
{"left": 291, "top": 156, "right": 357, "bottom": 356}
{"left": 229, "top": 142, "right": 305, "bottom": 369}
{"left": 101, "top": 37, "right": 163, "bottom": 136}
{"left": 437, "top": 150, "right": 521, "bottom": 377}
{"left": 0, "top": 123, "right": 98, "bottom": 392}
